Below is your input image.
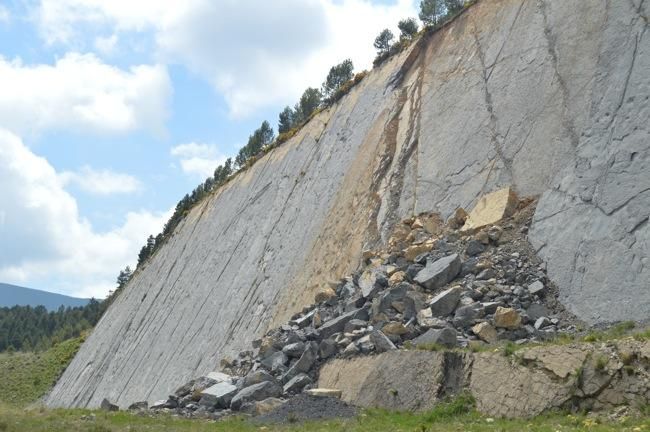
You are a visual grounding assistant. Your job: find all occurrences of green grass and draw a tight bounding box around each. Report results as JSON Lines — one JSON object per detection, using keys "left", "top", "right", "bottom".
{"left": 0, "top": 398, "right": 649, "bottom": 432}
{"left": 0, "top": 336, "right": 84, "bottom": 406}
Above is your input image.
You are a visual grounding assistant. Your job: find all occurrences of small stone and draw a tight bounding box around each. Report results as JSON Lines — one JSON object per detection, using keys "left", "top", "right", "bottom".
{"left": 448, "top": 207, "right": 468, "bottom": 229}
{"left": 100, "top": 399, "right": 119, "bottom": 412}
{"left": 429, "top": 286, "right": 462, "bottom": 317}
{"left": 487, "top": 226, "right": 503, "bottom": 241}
{"left": 389, "top": 271, "right": 406, "bottom": 284}
{"left": 149, "top": 400, "right": 169, "bottom": 410}
{"left": 528, "top": 280, "right": 545, "bottom": 295}
{"left": 127, "top": 401, "right": 147, "bottom": 411}
{"left": 475, "top": 231, "right": 490, "bottom": 245}
{"left": 312, "top": 310, "right": 323, "bottom": 328}
{"left": 494, "top": 306, "right": 522, "bottom": 329}
{"left": 472, "top": 322, "right": 498, "bottom": 344}
{"left": 315, "top": 287, "right": 337, "bottom": 304}
{"left": 356, "top": 335, "right": 374, "bottom": 354}
{"left": 416, "top": 308, "right": 447, "bottom": 328}
{"left": 465, "top": 240, "right": 486, "bottom": 257}
{"left": 342, "top": 342, "right": 360, "bottom": 356}
{"left": 404, "top": 243, "right": 433, "bottom": 261}
{"left": 411, "top": 327, "right": 457, "bottom": 348}
{"left": 534, "top": 317, "right": 550, "bottom": 330}
{"left": 414, "top": 254, "right": 462, "bottom": 290}
{"left": 304, "top": 388, "right": 342, "bottom": 398}
{"left": 344, "top": 319, "right": 368, "bottom": 333}
{"left": 382, "top": 321, "right": 408, "bottom": 336}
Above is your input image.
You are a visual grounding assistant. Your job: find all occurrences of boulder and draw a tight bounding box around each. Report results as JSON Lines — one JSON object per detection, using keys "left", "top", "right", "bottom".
{"left": 282, "top": 342, "right": 306, "bottom": 358}
{"left": 404, "top": 243, "right": 433, "bottom": 261}
{"left": 240, "top": 397, "right": 285, "bottom": 416}
{"left": 319, "top": 339, "right": 338, "bottom": 359}
{"left": 283, "top": 373, "right": 313, "bottom": 394}
{"left": 389, "top": 271, "right": 406, "bottom": 284}
{"left": 472, "top": 322, "right": 498, "bottom": 344}
{"left": 344, "top": 319, "right": 368, "bottom": 333}
{"left": 428, "top": 286, "right": 462, "bottom": 317}
{"left": 414, "top": 254, "right": 462, "bottom": 290}
{"left": 260, "top": 351, "right": 288, "bottom": 372}
{"left": 526, "top": 303, "right": 550, "bottom": 321}
{"left": 205, "top": 372, "right": 233, "bottom": 384}
{"left": 494, "top": 307, "right": 522, "bottom": 329}
{"left": 199, "top": 381, "right": 238, "bottom": 408}
{"left": 305, "top": 388, "right": 342, "bottom": 399}
{"left": 369, "top": 330, "right": 397, "bottom": 353}
{"left": 318, "top": 308, "right": 369, "bottom": 340}
{"left": 231, "top": 381, "right": 283, "bottom": 411}
{"left": 100, "top": 398, "right": 119, "bottom": 412}
{"left": 378, "top": 284, "right": 408, "bottom": 313}
{"left": 358, "top": 269, "right": 388, "bottom": 298}
{"left": 411, "top": 327, "right": 457, "bottom": 348}
{"left": 127, "top": 401, "right": 147, "bottom": 411}
{"left": 453, "top": 304, "right": 481, "bottom": 328}
{"left": 241, "top": 370, "right": 276, "bottom": 388}
{"left": 461, "top": 187, "right": 518, "bottom": 232}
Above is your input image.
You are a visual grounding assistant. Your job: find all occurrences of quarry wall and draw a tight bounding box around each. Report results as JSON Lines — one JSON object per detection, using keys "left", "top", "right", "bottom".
{"left": 46, "top": 0, "right": 649, "bottom": 408}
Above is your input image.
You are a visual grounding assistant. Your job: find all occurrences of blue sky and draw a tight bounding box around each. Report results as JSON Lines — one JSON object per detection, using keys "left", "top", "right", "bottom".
{"left": 0, "top": 0, "right": 418, "bottom": 298}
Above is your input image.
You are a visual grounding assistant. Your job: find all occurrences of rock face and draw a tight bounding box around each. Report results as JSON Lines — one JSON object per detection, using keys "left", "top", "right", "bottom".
{"left": 46, "top": 0, "right": 650, "bottom": 408}
{"left": 320, "top": 340, "right": 650, "bottom": 418}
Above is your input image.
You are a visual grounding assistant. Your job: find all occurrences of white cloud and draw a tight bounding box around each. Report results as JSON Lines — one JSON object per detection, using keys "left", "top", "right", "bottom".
{"left": 170, "top": 142, "right": 227, "bottom": 178}
{"left": 33, "top": 0, "right": 418, "bottom": 117}
{"left": 0, "top": 5, "right": 10, "bottom": 23}
{"left": 0, "top": 128, "right": 171, "bottom": 298}
{"left": 94, "top": 33, "right": 118, "bottom": 55}
{"left": 59, "top": 166, "right": 141, "bottom": 195}
{"left": 0, "top": 52, "right": 171, "bottom": 136}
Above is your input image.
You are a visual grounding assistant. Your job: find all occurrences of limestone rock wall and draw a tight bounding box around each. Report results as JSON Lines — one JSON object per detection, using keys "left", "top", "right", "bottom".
{"left": 46, "top": 0, "right": 650, "bottom": 408}
{"left": 319, "top": 340, "right": 650, "bottom": 418}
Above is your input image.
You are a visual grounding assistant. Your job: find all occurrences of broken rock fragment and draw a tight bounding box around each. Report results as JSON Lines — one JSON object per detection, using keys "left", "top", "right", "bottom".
{"left": 414, "top": 254, "right": 462, "bottom": 290}
{"left": 461, "top": 187, "right": 518, "bottom": 232}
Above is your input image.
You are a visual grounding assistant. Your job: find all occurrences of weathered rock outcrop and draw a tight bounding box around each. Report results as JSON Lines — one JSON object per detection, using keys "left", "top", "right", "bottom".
{"left": 46, "top": 0, "right": 649, "bottom": 408}
{"left": 319, "top": 339, "right": 650, "bottom": 418}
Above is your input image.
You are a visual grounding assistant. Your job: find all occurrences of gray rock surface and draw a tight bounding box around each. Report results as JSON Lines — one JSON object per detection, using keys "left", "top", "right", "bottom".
{"left": 46, "top": 0, "right": 650, "bottom": 408}
{"left": 231, "top": 381, "right": 283, "bottom": 411}
{"left": 414, "top": 255, "right": 462, "bottom": 290}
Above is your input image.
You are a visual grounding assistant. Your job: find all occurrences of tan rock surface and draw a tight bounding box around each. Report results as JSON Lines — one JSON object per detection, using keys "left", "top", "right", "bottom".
{"left": 461, "top": 187, "right": 518, "bottom": 232}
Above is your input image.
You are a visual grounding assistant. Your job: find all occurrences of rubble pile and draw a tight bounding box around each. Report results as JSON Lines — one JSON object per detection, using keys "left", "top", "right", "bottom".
{"left": 116, "top": 188, "right": 580, "bottom": 419}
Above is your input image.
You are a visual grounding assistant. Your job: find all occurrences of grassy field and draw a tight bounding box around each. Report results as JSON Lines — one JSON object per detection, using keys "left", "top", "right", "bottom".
{"left": 0, "top": 397, "right": 649, "bottom": 432}
{"left": 0, "top": 336, "right": 84, "bottom": 406}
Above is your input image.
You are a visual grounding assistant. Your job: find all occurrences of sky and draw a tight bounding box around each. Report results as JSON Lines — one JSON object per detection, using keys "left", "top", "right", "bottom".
{"left": 0, "top": 0, "right": 419, "bottom": 299}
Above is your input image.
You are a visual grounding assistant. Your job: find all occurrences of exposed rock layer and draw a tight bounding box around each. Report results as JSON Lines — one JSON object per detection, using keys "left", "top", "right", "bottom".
{"left": 47, "top": 0, "right": 650, "bottom": 408}
{"left": 319, "top": 339, "right": 650, "bottom": 418}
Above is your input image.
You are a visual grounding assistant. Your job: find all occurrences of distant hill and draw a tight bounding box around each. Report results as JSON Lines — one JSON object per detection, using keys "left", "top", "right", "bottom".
{"left": 0, "top": 283, "right": 90, "bottom": 310}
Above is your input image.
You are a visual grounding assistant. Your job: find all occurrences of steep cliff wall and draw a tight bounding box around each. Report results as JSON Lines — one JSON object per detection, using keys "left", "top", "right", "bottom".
{"left": 46, "top": 0, "right": 649, "bottom": 408}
